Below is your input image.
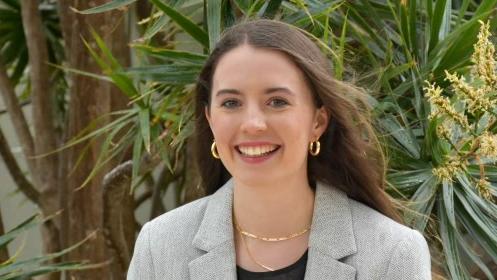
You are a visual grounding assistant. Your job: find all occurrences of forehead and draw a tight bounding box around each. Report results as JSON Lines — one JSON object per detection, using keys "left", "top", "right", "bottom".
{"left": 212, "top": 45, "right": 310, "bottom": 93}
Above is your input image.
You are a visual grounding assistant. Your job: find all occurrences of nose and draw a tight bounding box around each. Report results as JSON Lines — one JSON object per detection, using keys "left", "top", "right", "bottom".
{"left": 240, "top": 105, "right": 267, "bottom": 134}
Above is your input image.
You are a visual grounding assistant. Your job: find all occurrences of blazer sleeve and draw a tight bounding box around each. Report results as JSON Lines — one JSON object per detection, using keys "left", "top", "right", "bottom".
{"left": 384, "top": 229, "right": 432, "bottom": 280}
{"left": 127, "top": 222, "right": 155, "bottom": 280}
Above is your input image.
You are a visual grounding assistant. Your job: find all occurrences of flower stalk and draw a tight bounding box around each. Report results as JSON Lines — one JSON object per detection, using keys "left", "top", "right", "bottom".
{"left": 425, "top": 21, "right": 497, "bottom": 202}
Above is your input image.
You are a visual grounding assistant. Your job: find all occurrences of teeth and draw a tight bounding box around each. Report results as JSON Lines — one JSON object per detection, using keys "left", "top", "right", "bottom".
{"left": 238, "top": 145, "right": 278, "bottom": 156}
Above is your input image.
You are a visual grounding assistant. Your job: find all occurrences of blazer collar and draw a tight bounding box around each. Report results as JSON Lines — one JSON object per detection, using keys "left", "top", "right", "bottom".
{"left": 304, "top": 181, "right": 357, "bottom": 279}
{"left": 189, "top": 178, "right": 357, "bottom": 280}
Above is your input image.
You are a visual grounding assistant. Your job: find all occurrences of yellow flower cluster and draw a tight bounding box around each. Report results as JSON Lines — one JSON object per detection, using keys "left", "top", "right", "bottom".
{"left": 472, "top": 21, "right": 497, "bottom": 88}
{"left": 424, "top": 82, "right": 469, "bottom": 129}
{"left": 476, "top": 178, "right": 494, "bottom": 202}
{"left": 478, "top": 132, "right": 497, "bottom": 158}
{"left": 425, "top": 21, "right": 497, "bottom": 202}
{"left": 432, "top": 157, "right": 466, "bottom": 182}
{"left": 436, "top": 122, "right": 452, "bottom": 140}
{"left": 445, "top": 71, "right": 496, "bottom": 114}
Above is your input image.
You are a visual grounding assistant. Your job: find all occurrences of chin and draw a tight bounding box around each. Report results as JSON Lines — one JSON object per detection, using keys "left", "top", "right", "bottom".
{"left": 233, "top": 172, "right": 285, "bottom": 187}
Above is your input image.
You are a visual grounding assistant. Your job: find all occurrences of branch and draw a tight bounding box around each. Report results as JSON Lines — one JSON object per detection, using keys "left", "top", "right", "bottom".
{"left": 132, "top": 172, "right": 154, "bottom": 209}
{"left": 135, "top": 189, "right": 152, "bottom": 209}
{"left": 56, "top": 0, "right": 74, "bottom": 60}
{"left": 149, "top": 166, "right": 181, "bottom": 220}
{"left": 101, "top": 155, "right": 159, "bottom": 273}
{"left": 136, "top": 0, "right": 152, "bottom": 21}
{"left": 102, "top": 154, "right": 161, "bottom": 189}
{"left": 20, "top": 0, "right": 58, "bottom": 190}
{"left": 0, "top": 62, "right": 37, "bottom": 176}
{"left": 0, "top": 127, "right": 39, "bottom": 204}
{"left": 102, "top": 160, "right": 133, "bottom": 187}
{"left": 0, "top": 207, "right": 9, "bottom": 263}
{"left": 149, "top": 167, "right": 168, "bottom": 220}
{"left": 102, "top": 160, "right": 134, "bottom": 274}
{"left": 0, "top": 100, "right": 30, "bottom": 116}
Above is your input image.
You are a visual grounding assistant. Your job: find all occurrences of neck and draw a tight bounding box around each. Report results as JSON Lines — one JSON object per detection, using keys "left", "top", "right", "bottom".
{"left": 232, "top": 176, "right": 315, "bottom": 237}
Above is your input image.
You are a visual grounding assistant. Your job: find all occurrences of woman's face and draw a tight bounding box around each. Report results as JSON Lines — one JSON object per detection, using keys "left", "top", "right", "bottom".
{"left": 206, "top": 45, "right": 328, "bottom": 186}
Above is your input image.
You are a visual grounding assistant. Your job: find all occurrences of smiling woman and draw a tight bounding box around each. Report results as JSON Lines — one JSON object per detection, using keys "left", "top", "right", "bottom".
{"left": 205, "top": 44, "right": 328, "bottom": 187}
{"left": 127, "top": 19, "right": 432, "bottom": 280}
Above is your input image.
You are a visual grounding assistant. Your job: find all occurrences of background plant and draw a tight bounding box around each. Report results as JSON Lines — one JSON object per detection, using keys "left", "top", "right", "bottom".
{"left": 77, "top": 0, "right": 497, "bottom": 279}
{"left": 401, "top": 21, "right": 497, "bottom": 279}
{"left": 0, "top": 214, "right": 96, "bottom": 280}
{"left": 0, "top": 0, "right": 133, "bottom": 279}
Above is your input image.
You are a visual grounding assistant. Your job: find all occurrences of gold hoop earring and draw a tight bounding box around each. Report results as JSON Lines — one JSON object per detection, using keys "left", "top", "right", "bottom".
{"left": 309, "top": 140, "right": 320, "bottom": 156}
{"left": 211, "top": 141, "right": 220, "bottom": 159}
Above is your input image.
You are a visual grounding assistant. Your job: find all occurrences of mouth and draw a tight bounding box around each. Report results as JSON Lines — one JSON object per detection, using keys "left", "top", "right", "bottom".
{"left": 235, "top": 144, "right": 281, "bottom": 157}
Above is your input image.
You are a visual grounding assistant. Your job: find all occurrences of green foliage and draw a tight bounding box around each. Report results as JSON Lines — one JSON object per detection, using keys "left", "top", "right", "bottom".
{"left": 0, "top": 215, "right": 95, "bottom": 279}
{"left": 410, "top": 21, "right": 497, "bottom": 279}
{"left": 347, "top": 3, "right": 497, "bottom": 278}
{"left": 77, "top": 1, "right": 497, "bottom": 278}
{"left": 0, "top": 0, "right": 63, "bottom": 85}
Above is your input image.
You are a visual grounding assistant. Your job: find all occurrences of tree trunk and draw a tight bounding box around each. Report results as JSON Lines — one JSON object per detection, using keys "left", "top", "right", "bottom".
{"left": 20, "top": 1, "right": 61, "bottom": 279}
{"left": 58, "top": 1, "right": 134, "bottom": 279}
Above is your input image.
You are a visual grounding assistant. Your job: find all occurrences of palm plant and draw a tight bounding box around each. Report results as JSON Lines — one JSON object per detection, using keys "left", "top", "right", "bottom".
{"left": 0, "top": 0, "right": 67, "bottom": 140}
{"left": 385, "top": 21, "right": 497, "bottom": 279}
{"left": 76, "top": 0, "right": 497, "bottom": 278}
{"left": 0, "top": 0, "right": 64, "bottom": 85}
{"left": 327, "top": 2, "right": 497, "bottom": 278}
{"left": 0, "top": 214, "right": 94, "bottom": 279}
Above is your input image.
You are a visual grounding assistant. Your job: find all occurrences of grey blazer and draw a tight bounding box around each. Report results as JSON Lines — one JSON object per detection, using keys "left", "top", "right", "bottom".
{"left": 127, "top": 178, "right": 431, "bottom": 279}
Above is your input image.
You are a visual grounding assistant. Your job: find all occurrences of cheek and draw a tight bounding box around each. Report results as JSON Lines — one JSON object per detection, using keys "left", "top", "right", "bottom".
{"left": 210, "top": 115, "right": 236, "bottom": 145}
{"left": 271, "top": 116, "right": 314, "bottom": 160}
{"left": 278, "top": 113, "right": 314, "bottom": 139}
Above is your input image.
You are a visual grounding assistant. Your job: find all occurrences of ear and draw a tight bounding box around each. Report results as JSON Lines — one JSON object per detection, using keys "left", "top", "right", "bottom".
{"left": 205, "top": 106, "right": 212, "bottom": 128}
{"left": 312, "top": 106, "right": 329, "bottom": 140}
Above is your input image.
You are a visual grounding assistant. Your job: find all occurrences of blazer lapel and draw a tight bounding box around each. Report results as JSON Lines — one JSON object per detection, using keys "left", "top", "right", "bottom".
{"left": 304, "top": 181, "right": 357, "bottom": 280}
{"left": 189, "top": 178, "right": 237, "bottom": 280}
{"left": 188, "top": 179, "right": 357, "bottom": 280}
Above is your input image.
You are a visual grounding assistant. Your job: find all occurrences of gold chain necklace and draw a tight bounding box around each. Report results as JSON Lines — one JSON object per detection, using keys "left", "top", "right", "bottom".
{"left": 233, "top": 219, "right": 311, "bottom": 242}
{"left": 233, "top": 213, "right": 311, "bottom": 271}
{"left": 238, "top": 230, "right": 275, "bottom": 271}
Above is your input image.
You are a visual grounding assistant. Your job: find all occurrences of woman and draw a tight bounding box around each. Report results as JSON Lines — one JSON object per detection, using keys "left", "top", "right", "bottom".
{"left": 127, "top": 19, "right": 431, "bottom": 280}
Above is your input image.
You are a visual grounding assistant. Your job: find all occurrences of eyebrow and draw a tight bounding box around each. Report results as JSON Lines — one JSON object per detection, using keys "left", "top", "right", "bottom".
{"left": 215, "top": 87, "right": 295, "bottom": 97}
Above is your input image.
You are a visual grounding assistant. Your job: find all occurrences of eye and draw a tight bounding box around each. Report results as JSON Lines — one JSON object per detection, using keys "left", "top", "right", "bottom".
{"left": 268, "top": 98, "right": 289, "bottom": 108}
{"left": 221, "top": 99, "right": 241, "bottom": 108}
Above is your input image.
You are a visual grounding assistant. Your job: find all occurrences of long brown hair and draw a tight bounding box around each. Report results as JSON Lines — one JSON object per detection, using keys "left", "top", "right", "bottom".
{"left": 194, "top": 19, "right": 401, "bottom": 222}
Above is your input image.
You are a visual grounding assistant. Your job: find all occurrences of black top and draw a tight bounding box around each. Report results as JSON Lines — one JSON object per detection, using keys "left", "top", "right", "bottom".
{"left": 236, "top": 249, "right": 308, "bottom": 280}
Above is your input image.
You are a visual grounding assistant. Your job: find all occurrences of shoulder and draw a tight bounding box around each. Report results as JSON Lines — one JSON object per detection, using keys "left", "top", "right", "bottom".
{"left": 346, "top": 198, "right": 431, "bottom": 279}
{"left": 138, "top": 178, "right": 235, "bottom": 254}
{"left": 347, "top": 198, "right": 420, "bottom": 244}
{"left": 144, "top": 195, "right": 211, "bottom": 244}
{"left": 128, "top": 196, "right": 212, "bottom": 279}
